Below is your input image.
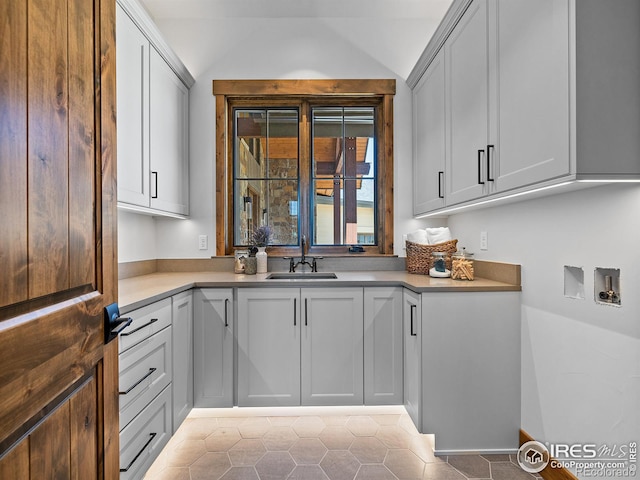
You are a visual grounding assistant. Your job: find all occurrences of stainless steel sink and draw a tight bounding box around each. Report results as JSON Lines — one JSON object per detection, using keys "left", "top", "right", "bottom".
{"left": 266, "top": 272, "right": 338, "bottom": 280}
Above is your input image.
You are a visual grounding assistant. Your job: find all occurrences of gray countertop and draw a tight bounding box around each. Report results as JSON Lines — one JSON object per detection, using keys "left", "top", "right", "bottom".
{"left": 118, "top": 267, "right": 521, "bottom": 313}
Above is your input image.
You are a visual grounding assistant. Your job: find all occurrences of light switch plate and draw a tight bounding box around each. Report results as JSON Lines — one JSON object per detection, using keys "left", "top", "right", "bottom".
{"left": 198, "top": 235, "right": 208, "bottom": 250}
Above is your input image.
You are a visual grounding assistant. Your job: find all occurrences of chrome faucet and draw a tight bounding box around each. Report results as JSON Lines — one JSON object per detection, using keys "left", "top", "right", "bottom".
{"left": 286, "top": 235, "right": 322, "bottom": 272}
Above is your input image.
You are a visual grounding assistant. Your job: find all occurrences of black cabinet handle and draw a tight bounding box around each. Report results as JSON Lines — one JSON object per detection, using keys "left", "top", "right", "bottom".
{"left": 151, "top": 171, "right": 158, "bottom": 198}
{"left": 304, "top": 298, "right": 308, "bottom": 326}
{"left": 120, "top": 318, "right": 158, "bottom": 336}
{"left": 438, "top": 171, "right": 444, "bottom": 199}
{"left": 410, "top": 304, "right": 417, "bottom": 336}
{"left": 120, "top": 432, "right": 157, "bottom": 472}
{"left": 477, "top": 149, "right": 485, "bottom": 185}
{"left": 294, "top": 298, "right": 297, "bottom": 326}
{"left": 487, "top": 145, "right": 495, "bottom": 182}
{"left": 224, "top": 298, "right": 229, "bottom": 327}
{"left": 119, "top": 368, "right": 157, "bottom": 395}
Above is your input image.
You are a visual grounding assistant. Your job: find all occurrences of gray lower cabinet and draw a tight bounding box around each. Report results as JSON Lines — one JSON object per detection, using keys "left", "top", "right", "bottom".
{"left": 237, "top": 288, "right": 300, "bottom": 406}
{"left": 237, "top": 287, "right": 364, "bottom": 407}
{"left": 118, "top": 299, "right": 173, "bottom": 480}
{"left": 364, "top": 287, "right": 403, "bottom": 405}
{"left": 301, "top": 288, "right": 364, "bottom": 406}
{"left": 193, "top": 288, "right": 234, "bottom": 407}
{"left": 403, "top": 289, "right": 422, "bottom": 429}
{"left": 421, "top": 291, "right": 520, "bottom": 454}
{"left": 171, "top": 290, "right": 193, "bottom": 432}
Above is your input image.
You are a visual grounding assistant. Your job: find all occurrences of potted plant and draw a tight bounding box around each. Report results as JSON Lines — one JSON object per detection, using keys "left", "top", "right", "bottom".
{"left": 251, "top": 225, "right": 272, "bottom": 273}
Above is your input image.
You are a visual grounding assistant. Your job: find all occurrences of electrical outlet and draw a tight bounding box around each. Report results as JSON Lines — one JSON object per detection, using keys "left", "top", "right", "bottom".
{"left": 198, "top": 235, "right": 208, "bottom": 250}
{"left": 480, "top": 231, "right": 488, "bottom": 250}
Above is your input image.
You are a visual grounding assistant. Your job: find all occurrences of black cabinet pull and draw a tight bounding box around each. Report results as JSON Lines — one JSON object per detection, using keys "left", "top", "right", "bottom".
{"left": 438, "top": 171, "right": 444, "bottom": 199}
{"left": 104, "top": 302, "right": 132, "bottom": 344}
{"left": 294, "top": 298, "right": 297, "bottom": 326}
{"left": 410, "top": 304, "right": 417, "bottom": 336}
{"left": 119, "top": 368, "right": 157, "bottom": 395}
{"left": 224, "top": 298, "right": 229, "bottom": 327}
{"left": 120, "top": 317, "right": 158, "bottom": 336}
{"left": 304, "top": 298, "right": 308, "bottom": 326}
{"left": 151, "top": 171, "right": 158, "bottom": 198}
{"left": 120, "top": 432, "right": 157, "bottom": 472}
{"left": 477, "top": 149, "right": 485, "bottom": 185}
{"left": 487, "top": 145, "right": 495, "bottom": 182}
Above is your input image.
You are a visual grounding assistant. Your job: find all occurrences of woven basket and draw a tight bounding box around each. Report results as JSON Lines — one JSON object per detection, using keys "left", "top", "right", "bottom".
{"left": 405, "top": 239, "right": 458, "bottom": 275}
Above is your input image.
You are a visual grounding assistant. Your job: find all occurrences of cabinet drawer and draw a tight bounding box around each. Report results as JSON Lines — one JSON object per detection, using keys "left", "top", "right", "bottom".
{"left": 119, "top": 326, "right": 173, "bottom": 431}
{"left": 119, "top": 298, "right": 171, "bottom": 353}
{"left": 119, "top": 385, "right": 172, "bottom": 480}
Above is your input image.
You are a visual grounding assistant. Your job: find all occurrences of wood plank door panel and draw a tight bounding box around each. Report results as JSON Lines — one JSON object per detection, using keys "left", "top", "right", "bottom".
{"left": 0, "top": 0, "right": 118, "bottom": 478}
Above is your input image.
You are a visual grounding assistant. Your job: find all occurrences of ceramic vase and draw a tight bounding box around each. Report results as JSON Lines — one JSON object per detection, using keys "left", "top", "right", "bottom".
{"left": 256, "top": 247, "right": 268, "bottom": 273}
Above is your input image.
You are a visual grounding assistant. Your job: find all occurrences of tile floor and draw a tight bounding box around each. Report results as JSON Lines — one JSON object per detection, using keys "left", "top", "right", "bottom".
{"left": 145, "top": 406, "right": 541, "bottom": 480}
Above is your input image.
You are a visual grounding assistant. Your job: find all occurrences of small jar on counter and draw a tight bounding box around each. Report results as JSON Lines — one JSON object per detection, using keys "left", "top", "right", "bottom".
{"left": 451, "top": 249, "right": 474, "bottom": 280}
{"left": 429, "top": 252, "right": 451, "bottom": 278}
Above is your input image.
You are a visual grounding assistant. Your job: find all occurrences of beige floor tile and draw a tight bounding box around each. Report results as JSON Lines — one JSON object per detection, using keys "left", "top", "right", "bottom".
{"left": 287, "top": 464, "right": 331, "bottom": 479}
{"left": 289, "top": 437, "right": 328, "bottom": 464}
{"left": 205, "top": 427, "right": 242, "bottom": 452}
{"left": 354, "top": 464, "right": 397, "bottom": 480}
{"left": 146, "top": 466, "right": 191, "bottom": 480}
{"left": 189, "top": 452, "right": 232, "bottom": 480}
{"left": 175, "top": 417, "right": 219, "bottom": 440}
{"left": 376, "top": 425, "right": 412, "bottom": 449}
{"left": 349, "top": 436, "right": 388, "bottom": 463}
{"left": 371, "top": 414, "right": 402, "bottom": 426}
{"left": 345, "top": 416, "right": 379, "bottom": 436}
{"left": 262, "top": 425, "right": 299, "bottom": 451}
{"left": 165, "top": 438, "right": 207, "bottom": 467}
{"left": 292, "top": 416, "right": 326, "bottom": 437}
{"left": 447, "top": 455, "right": 491, "bottom": 478}
{"left": 398, "top": 415, "right": 420, "bottom": 436}
{"left": 408, "top": 436, "right": 443, "bottom": 464}
{"left": 219, "top": 466, "right": 260, "bottom": 480}
{"left": 384, "top": 449, "right": 425, "bottom": 479}
{"left": 254, "top": 451, "right": 296, "bottom": 480}
{"left": 319, "top": 425, "right": 356, "bottom": 450}
{"left": 218, "top": 417, "right": 249, "bottom": 427}
{"left": 321, "top": 415, "right": 350, "bottom": 426}
{"left": 238, "top": 417, "right": 272, "bottom": 438}
{"left": 320, "top": 450, "right": 361, "bottom": 480}
{"left": 268, "top": 416, "right": 298, "bottom": 426}
{"left": 228, "top": 438, "right": 266, "bottom": 466}
{"left": 422, "top": 463, "right": 466, "bottom": 480}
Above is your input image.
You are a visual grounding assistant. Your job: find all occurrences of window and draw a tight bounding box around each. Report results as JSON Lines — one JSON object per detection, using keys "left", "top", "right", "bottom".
{"left": 214, "top": 80, "right": 395, "bottom": 256}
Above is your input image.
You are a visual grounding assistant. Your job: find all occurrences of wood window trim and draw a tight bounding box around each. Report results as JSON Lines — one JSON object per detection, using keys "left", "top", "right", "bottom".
{"left": 213, "top": 79, "right": 395, "bottom": 257}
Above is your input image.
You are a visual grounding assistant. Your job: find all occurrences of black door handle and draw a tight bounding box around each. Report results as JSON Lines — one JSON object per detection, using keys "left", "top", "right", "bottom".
{"left": 104, "top": 303, "right": 132, "bottom": 344}
{"left": 487, "top": 145, "right": 495, "bottom": 182}
{"left": 410, "top": 304, "right": 417, "bottom": 336}
{"left": 477, "top": 149, "right": 485, "bottom": 185}
{"left": 438, "top": 171, "right": 444, "bottom": 199}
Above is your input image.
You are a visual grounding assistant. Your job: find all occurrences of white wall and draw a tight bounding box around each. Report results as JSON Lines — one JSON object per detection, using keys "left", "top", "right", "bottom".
{"left": 448, "top": 184, "right": 640, "bottom": 459}
{"left": 118, "top": 16, "right": 444, "bottom": 260}
{"left": 117, "top": 210, "right": 158, "bottom": 262}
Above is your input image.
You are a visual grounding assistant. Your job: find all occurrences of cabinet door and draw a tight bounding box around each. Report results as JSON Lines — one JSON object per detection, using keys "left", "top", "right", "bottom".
{"left": 445, "top": 0, "right": 491, "bottom": 205}
{"left": 403, "top": 289, "right": 422, "bottom": 431}
{"left": 237, "top": 288, "right": 300, "bottom": 406}
{"left": 149, "top": 47, "right": 189, "bottom": 215}
{"left": 413, "top": 49, "right": 446, "bottom": 215}
{"left": 493, "top": 0, "right": 570, "bottom": 192}
{"left": 301, "top": 288, "right": 364, "bottom": 406}
{"left": 193, "top": 289, "right": 233, "bottom": 407}
{"left": 172, "top": 291, "right": 193, "bottom": 432}
{"left": 364, "top": 288, "right": 403, "bottom": 405}
{"left": 422, "top": 292, "right": 520, "bottom": 453}
{"left": 116, "top": 5, "right": 150, "bottom": 207}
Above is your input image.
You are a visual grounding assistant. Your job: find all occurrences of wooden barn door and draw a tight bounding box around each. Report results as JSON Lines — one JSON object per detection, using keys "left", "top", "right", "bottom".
{"left": 0, "top": 0, "right": 119, "bottom": 478}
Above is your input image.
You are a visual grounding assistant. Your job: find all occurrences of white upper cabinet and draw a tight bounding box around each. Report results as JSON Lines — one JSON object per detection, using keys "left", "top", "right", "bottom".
{"left": 116, "top": 0, "right": 194, "bottom": 217}
{"left": 413, "top": 49, "right": 446, "bottom": 215}
{"left": 492, "top": 0, "right": 570, "bottom": 192}
{"left": 409, "top": 0, "right": 640, "bottom": 216}
{"left": 444, "top": 0, "right": 492, "bottom": 205}
{"left": 116, "top": 4, "right": 149, "bottom": 206}
{"left": 149, "top": 48, "right": 189, "bottom": 215}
